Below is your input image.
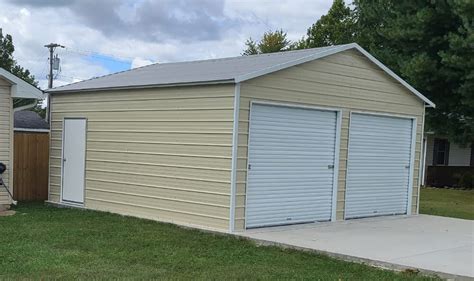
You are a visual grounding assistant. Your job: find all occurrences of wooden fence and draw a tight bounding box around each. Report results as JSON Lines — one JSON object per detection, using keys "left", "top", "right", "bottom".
{"left": 13, "top": 131, "right": 50, "bottom": 201}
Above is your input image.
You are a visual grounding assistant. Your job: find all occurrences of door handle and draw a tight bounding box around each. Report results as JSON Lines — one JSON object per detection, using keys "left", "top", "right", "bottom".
{"left": 63, "top": 158, "right": 67, "bottom": 162}
{"left": 328, "top": 165, "right": 335, "bottom": 169}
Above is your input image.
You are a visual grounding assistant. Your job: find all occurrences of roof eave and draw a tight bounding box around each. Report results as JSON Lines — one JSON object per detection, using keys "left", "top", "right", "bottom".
{"left": 47, "top": 79, "right": 236, "bottom": 94}
{"left": 0, "top": 68, "right": 44, "bottom": 99}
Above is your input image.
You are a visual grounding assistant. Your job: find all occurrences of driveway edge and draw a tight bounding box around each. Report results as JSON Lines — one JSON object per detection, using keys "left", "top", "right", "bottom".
{"left": 235, "top": 234, "right": 473, "bottom": 281}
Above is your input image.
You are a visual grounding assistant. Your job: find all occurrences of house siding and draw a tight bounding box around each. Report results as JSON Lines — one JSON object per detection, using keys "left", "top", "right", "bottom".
{"left": 448, "top": 143, "right": 471, "bottom": 166}
{"left": 49, "top": 84, "right": 235, "bottom": 231}
{"left": 235, "top": 50, "right": 425, "bottom": 230}
{"left": 426, "top": 135, "right": 472, "bottom": 167}
{"left": 0, "top": 78, "right": 12, "bottom": 205}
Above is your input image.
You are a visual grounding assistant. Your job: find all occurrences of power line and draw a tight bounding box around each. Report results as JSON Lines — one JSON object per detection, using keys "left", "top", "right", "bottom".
{"left": 57, "top": 74, "right": 88, "bottom": 81}
{"left": 63, "top": 47, "right": 134, "bottom": 64}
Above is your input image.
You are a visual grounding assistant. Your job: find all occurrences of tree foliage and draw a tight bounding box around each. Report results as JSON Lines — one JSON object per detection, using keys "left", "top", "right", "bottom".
{"left": 1, "top": 28, "right": 41, "bottom": 112}
{"left": 305, "top": 0, "right": 356, "bottom": 48}
{"left": 242, "top": 30, "right": 294, "bottom": 55}
{"left": 243, "top": 0, "right": 473, "bottom": 144}
{"left": 354, "top": 0, "right": 473, "bottom": 145}
{"left": 0, "top": 29, "right": 37, "bottom": 86}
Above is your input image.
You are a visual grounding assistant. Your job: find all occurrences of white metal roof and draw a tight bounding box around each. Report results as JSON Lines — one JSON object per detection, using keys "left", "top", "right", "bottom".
{"left": 0, "top": 67, "right": 44, "bottom": 99}
{"left": 48, "top": 43, "right": 435, "bottom": 107}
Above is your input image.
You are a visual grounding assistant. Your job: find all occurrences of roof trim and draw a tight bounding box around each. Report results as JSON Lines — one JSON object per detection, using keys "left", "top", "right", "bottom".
{"left": 352, "top": 44, "right": 435, "bottom": 108}
{"left": 46, "top": 43, "right": 435, "bottom": 108}
{"left": 48, "top": 79, "right": 235, "bottom": 94}
{"left": 0, "top": 67, "right": 44, "bottom": 99}
{"left": 235, "top": 43, "right": 435, "bottom": 108}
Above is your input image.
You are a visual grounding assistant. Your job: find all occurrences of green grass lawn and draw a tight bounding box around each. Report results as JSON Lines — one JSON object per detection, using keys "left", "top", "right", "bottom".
{"left": 0, "top": 204, "right": 437, "bottom": 280}
{"left": 420, "top": 188, "right": 474, "bottom": 220}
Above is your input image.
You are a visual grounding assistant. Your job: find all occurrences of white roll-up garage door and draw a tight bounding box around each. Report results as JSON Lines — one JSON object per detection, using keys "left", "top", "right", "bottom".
{"left": 345, "top": 113, "right": 414, "bottom": 219}
{"left": 245, "top": 103, "right": 338, "bottom": 228}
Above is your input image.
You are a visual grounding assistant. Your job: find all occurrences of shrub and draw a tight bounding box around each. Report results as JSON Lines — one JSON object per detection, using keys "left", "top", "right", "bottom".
{"left": 458, "top": 172, "right": 474, "bottom": 189}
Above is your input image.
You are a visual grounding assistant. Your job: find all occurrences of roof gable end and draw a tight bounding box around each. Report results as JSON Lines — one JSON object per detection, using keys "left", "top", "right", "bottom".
{"left": 235, "top": 43, "right": 435, "bottom": 108}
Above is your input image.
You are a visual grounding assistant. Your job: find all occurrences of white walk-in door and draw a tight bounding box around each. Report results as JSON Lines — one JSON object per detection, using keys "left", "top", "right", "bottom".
{"left": 345, "top": 113, "right": 414, "bottom": 219}
{"left": 61, "top": 119, "right": 87, "bottom": 204}
{"left": 245, "top": 104, "right": 338, "bottom": 228}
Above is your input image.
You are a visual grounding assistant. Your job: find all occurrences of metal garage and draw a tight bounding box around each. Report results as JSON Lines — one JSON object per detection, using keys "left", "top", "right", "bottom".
{"left": 245, "top": 103, "right": 340, "bottom": 228}
{"left": 46, "top": 43, "right": 435, "bottom": 233}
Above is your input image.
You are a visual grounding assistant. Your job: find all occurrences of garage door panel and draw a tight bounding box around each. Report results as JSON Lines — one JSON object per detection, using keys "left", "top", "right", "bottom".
{"left": 246, "top": 104, "right": 338, "bottom": 228}
{"left": 345, "top": 113, "right": 413, "bottom": 219}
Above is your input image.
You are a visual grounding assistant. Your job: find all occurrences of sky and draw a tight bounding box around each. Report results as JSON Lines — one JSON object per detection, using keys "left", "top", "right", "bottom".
{"left": 0, "top": 0, "right": 336, "bottom": 90}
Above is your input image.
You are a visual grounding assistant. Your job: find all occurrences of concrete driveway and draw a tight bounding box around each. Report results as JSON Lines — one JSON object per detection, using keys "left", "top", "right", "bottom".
{"left": 239, "top": 215, "right": 474, "bottom": 279}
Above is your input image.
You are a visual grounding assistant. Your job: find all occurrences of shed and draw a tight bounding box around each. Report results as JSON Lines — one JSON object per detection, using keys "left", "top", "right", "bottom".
{"left": 0, "top": 68, "right": 44, "bottom": 207}
{"left": 46, "top": 43, "right": 435, "bottom": 232}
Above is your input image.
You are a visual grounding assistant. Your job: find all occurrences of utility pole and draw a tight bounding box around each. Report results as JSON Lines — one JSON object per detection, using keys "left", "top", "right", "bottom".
{"left": 44, "top": 43, "right": 64, "bottom": 122}
{"left": 44, "top": 43, "right": 64, "bottom": 89}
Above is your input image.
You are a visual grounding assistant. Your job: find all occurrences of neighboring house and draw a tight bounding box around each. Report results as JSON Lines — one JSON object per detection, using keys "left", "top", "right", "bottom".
{"left": 423, "top": 133, "right": 473, "bottom": 187}
{"left": 14, "top": 110, "right": 49, "bottom": 131}
{"left": 0, "top": 68, "right": 44, "bottom": 207}
{"left": 46, "top": 43, "right": 435, "bottom": 233}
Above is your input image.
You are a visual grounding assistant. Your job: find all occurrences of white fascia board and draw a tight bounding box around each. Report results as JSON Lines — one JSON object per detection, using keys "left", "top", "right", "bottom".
{"left": 0, "top": 68, "right": 44, "bottom": 99}
{"left": 235, "top": 43, "right": 435, "bottom": 108}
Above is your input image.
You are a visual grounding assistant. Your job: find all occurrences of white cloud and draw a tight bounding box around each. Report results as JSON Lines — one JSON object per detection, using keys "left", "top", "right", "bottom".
{"left": 1, "top": 0, "right": 334, "bottom": 90}
{"left": 131, "top": 57, "right": 154, "bottom": 69}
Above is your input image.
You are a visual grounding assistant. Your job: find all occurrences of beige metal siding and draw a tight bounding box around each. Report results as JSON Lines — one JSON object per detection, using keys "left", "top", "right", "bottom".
{"left": 235, "top": 50, "right": 425, "bottom": 230}
{"left": 0, "top": 78, "right": 12, "bottom": 205}
{"left": 49, "top": 85, "right": 235, "bottom": 230}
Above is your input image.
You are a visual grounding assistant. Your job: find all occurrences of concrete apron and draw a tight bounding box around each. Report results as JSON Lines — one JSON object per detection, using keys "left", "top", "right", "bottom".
{"left": 235, "top": 215, "right": 474, "bottom": 280}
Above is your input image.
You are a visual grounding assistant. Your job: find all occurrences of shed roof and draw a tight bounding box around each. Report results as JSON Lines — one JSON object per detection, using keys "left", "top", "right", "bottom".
{"left": 0, "top": 67, "right": 44, "bottom": 99}
{"left": 14, "top": 110, "right": 49, "bottom": 130}
{"left": 48, "top": 43, "right": 435, "bottom": 107}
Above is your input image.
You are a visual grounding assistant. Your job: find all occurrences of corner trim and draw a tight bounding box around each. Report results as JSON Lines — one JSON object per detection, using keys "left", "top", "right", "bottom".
{"left": 229, "top": 83, "right": 240, "bottom": 233}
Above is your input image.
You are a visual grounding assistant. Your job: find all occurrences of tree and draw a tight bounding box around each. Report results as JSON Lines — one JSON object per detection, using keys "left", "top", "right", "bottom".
{"left": 0, "top": 28, "right": 41, "bottom": 110}
{"left": 354, "top": 0, "right": 474, "bottom": 145}
{"left": 437, "top": 0, "right": 474, "bottom": 145}
{"left": 305, "top": 0, "right": 356, "bottom": 48}
{"left": 0, "top": 29, "right": 36, "bottom": 85}
{"left": 240, "top": 1, "right": 473, "bottom": 143}
{"left": 242, "top": 30, "right": 294, "bottom": 55}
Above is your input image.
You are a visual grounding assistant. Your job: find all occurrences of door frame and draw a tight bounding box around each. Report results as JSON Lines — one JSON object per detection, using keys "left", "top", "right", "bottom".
{"left": 60, "top": 117, "right": 87, "bottom": 206}
{"left": 244, "top": 100, "right": 342, "bottom": 229}
{"left": 344, "top": 111, "right": 417, "bottom": 219}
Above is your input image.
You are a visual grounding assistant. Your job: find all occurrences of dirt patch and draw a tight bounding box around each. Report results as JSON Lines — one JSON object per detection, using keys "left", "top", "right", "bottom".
{"left": 0, "top": 210, "right": 16, "bottom": 217}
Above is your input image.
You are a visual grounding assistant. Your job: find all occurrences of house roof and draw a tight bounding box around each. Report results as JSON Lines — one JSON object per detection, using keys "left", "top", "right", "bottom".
{"left": 14, "top": 110, "right": 49, "bottom": 130}
{"left": 0, "top": 67, "right": 44, "bottom": 99}
{"left": 47, "top": 43, "right": 435, "bottom": 108}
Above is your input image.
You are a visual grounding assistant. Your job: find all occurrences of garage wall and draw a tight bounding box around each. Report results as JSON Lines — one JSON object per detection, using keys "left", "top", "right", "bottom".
{"left": 0, "top": 78, "right": 12, "bottom": 205}
{"left": 49, "top": 84, "right": 235, "bottom": 230}
{"left": 235, "top": 50, "right": 425, "bottom": 230}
